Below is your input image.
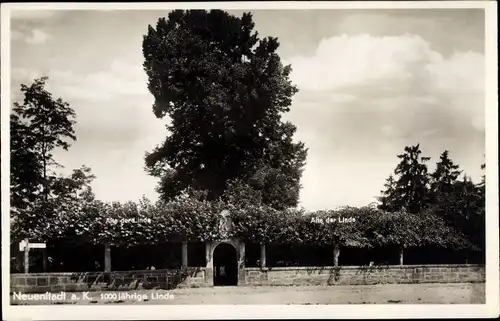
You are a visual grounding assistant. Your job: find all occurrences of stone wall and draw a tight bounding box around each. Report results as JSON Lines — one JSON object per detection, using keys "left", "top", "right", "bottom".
{"left": 11, "top": 264, "right": 484, "bottom": 293}
{"left": 244, "top": 264, "right": 485, "bottom": 286}
{"left": 10, "top": 267, "right": 207, "bottom": 294}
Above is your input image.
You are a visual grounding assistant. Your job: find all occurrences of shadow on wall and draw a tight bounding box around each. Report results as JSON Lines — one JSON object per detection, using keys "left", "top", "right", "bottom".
{"left": 260, "top": 264, "right": 485, "bottom": 286}
{"left": 271, "top": 264, "right": 391, "bottom": 283}
{"left": 71, "top": 267, "right": 206, "bottom": 291}
{"left": 308, "top": 264, "right": 424, "bottom": 285}
{"left": 11, "top": 267, "right": 205, "bottom": 294}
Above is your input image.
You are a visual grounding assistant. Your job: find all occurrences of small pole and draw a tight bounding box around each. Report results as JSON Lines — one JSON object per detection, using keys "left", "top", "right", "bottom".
{"left": 23, "top": 238, "right": 29, "bottom": 274}
{"left": 104, "top": 243, "right": 112, "bottom": 272}
{"left": 181, "top": 241, "right": 188, "bottom": 270}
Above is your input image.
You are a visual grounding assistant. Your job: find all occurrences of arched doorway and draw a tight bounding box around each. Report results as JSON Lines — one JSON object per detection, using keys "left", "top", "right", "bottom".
{"left": 213, "top": 243, "right": 238, "bottom": 286}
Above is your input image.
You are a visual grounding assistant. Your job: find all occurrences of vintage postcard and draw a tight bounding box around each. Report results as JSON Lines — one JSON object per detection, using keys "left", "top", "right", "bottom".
{"left": 1, "top": 1, "right": 498, "bottom": 320}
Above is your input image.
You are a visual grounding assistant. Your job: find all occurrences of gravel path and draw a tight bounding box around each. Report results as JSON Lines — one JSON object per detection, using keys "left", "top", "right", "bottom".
{"left": 11, "top": 282, "right": 485, "bottom": 305}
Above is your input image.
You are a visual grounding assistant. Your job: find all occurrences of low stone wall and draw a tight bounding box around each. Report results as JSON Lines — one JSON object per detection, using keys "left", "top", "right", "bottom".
{"left": 11, "top": 264, "right": 484, "bottom": 293}
{"left": 10, "top": 267, "right": 207, "bottom": 294}
{"left": 244, "top": 264, "right": 485, "bottom": 286}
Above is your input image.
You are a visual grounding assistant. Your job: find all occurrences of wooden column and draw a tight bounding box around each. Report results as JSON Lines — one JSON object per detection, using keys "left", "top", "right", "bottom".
{"left": 181, "top": 241, "right": 188, "bottom": 270}
{"left": 333, "top": 243, "right": 340, "bottom": 267}
{"left": 104, "top": 243, "right": 111, "bottom": 272}
{"left": 260, "top": 242, "right": 266, "bottom": 268}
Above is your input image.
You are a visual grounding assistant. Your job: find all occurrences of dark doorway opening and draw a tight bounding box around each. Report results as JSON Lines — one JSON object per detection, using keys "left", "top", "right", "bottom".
{"left": 213, "top": 243, "right": 238, "bottom": 286}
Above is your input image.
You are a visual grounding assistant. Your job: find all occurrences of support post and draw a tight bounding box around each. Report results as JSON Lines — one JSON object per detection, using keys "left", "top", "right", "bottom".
{"left": 42, "top": 248, "right": 48, "bottom": 272}
{"left": 238, "top": 240, "right": 246, "bottom": 285}
{"left": 260, "top": 242, "right": 266, "bottom": 268}
{"left": 205, "top": 242, "right": 212, "bottom": 268}
{"left": 104, "top": 243, "right": 111, "bottom": 272}
{"left": 205, "top": 241, "right": 213, "bottom": 285}
{"left": 333, "top": 243, "right": 340, "bottom": 267}
{"left": 181, "top": 241, "right": 188, "bottom": 270}
{"left": 24, "top": 238, "right": 30, "bottom": 274}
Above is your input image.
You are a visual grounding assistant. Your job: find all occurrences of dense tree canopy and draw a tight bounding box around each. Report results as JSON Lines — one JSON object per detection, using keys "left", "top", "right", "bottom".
{"left": 379, "top": 144, "right": 485, "bottom": 253}
{"left": 12, "top": 77, "right": 77, "bottom": 199}
{"left": 10, "top": 77, "right": 78, "bottom": 242}
{"left": 22, "top": 197, "right": 473, "bottom": 260}
{"left": 10, "top": 113, "right": 43, "bottom": 214}
{"left": 142, "top": 10, "right": 307, "bottom": 209}
{"left": 431, "top": 174, "right": 485, "bottom": 250}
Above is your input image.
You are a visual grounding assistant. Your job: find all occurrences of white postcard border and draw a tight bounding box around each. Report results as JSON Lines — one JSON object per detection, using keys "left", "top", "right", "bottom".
{"left": 1, "top": 1, "right": 498, "bottom": 319}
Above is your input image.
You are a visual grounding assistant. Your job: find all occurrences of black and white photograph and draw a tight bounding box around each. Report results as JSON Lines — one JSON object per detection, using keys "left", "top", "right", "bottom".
{"left": 1, "top": 1, "right": 498, "bottom": 320}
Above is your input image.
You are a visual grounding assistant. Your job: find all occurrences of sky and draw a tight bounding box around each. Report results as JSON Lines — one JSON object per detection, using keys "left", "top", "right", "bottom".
{"left": 9, "top": 8, "right": 486, "bottom": 211}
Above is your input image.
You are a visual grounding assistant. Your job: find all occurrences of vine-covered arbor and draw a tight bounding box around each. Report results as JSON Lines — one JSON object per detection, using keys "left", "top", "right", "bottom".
{"left": 12, "top": 199, "right": 483, "bottom": 285}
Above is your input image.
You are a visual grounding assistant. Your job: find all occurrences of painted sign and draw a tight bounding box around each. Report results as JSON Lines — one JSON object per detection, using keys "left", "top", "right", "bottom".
{"left": 19, "top": 240, "right": 46, "bottom": 250}
{"left": 29, "top": 243, "right": 47, "bottom": 249}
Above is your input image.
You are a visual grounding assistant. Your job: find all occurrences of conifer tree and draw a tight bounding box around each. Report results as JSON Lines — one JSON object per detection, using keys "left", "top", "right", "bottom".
{"left": 379, "top": 144, "right": 432, "bottom": 214}
{"left": 430, "top": 150, "right": 462, "bottom": 204}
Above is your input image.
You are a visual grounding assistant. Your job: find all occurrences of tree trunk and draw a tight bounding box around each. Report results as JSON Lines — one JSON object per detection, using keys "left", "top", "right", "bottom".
{"left": 333, "top": 243, "right": 340, "bottom": 267}
{"left": 399, "top": 246, "right": 404, "bottom": 266}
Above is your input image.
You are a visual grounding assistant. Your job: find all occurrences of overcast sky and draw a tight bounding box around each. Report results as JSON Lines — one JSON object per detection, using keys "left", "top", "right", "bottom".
{"left": 9, "top": 8, "right": 485, "bottom": 211}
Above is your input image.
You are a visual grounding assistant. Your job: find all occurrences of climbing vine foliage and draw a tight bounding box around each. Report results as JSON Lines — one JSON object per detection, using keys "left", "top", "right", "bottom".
{"left": 29, "top": 197, "right": 473, "bottom": 250}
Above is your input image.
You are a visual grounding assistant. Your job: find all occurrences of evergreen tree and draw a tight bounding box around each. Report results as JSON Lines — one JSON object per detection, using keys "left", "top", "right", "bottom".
{"left": 430, "top": 150, "right": 462, "bottom": 204}
{"left": 378, "top": 175, "right": 398, "bottom": 212}
{"left": 446, "top": 174, "right": 485, "bottom": 251}
{"left": 379, "top": 144, "right": 432, "bottom": 214}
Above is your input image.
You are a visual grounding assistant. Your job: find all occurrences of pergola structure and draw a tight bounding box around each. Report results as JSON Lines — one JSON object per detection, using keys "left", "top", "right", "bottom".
{"left": 102, "top": 210, "right": 268, "bottom": 286}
